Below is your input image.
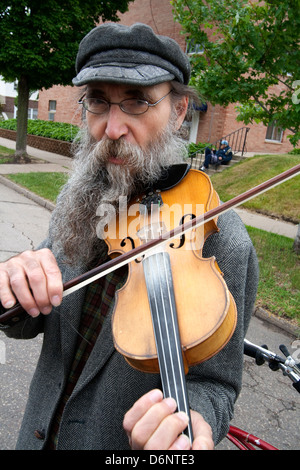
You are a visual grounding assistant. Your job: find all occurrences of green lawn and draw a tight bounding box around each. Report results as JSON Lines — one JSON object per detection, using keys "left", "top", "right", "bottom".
{"left": 211, "top": 154, "right": 300, "bottom": 223}
{"left": 6, "top": 172, "right": 68, "bottom": 203}
{"left": 0, "top": 144, "right": 15, "bottom": 163}
{"left": 247, "top": 226, "right": 299, "bottom": 325}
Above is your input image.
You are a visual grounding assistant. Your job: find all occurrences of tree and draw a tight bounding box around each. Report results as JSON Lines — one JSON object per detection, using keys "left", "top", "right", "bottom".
{"left": 172, "top": 0, "right": 300, "bottom": 147}
{"left": 0, "top": 0, "right": 133, "bottom": 160}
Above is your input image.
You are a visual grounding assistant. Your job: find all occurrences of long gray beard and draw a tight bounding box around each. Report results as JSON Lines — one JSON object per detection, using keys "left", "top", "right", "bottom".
{"left": 49, "top": 124, "right": 187, "bottom": 266}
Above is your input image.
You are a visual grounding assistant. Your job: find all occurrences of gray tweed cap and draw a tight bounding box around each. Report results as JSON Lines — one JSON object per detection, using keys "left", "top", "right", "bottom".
{"left": 72, "top": 23, "right": 191, "bottom": 87}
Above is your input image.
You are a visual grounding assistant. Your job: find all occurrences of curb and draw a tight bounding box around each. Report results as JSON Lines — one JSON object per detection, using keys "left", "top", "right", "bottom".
{"left": 254, "top": 306, "right": 299, "bottom": 339}
{"left": 0, "top": 174, "right": 299, "bottom": 339}
{"left": 0, "top": 174, "right": 55, "bottom": 212}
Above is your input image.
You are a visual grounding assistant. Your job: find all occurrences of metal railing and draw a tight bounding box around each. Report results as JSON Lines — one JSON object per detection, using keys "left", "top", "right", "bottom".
{"left": 189, "top": 126, "right": 250, "bottom": 169}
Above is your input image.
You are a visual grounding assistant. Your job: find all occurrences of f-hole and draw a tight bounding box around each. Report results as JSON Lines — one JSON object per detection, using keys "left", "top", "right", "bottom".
{"left": 169, "top": 213, "right": 196, "bottom": 249}
{"left": 121, "top": 237, "right": 144, "bottom": 263}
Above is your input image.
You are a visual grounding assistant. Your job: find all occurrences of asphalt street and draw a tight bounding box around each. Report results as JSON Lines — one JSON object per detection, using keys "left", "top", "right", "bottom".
{"left": 0, "top": 143, "right": 299, "bottom": 450}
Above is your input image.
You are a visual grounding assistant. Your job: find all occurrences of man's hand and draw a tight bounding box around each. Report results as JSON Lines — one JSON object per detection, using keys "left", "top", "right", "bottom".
{"left": 0, "top": 248, "right": 63, "bottom": 317}
{"left": 123, "top": 389, "right": 214, "bottom": 450}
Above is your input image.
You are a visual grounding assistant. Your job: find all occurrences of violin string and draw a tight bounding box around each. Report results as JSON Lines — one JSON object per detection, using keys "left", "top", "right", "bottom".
{"left": 55, "top": 308, "right": 92, "bottom": 345}
{"left": 145, "top": 255, "right": 170, "bottom": 397}
{"left": 155, "top": 252, "right": 175, "bottom": 399}
{"left": 153, "top": 203, "right": 188, "bottom": 408}
{"left": 148, "top": 203, "right": 173, "bottom": 398}
{"left": 160, "top": 251, "right": 194, "bottom": 441}
{"left": 157, "top": 252, "right": 179, "bottom": 397}
{"left": 160, "top": 251, "right": 190, "bottom": 414}
{"left": 149, "top": 251, "right": 193, "bottom": 441}
{"left": 143, "top": 201, "right": 192, "bottom": 440}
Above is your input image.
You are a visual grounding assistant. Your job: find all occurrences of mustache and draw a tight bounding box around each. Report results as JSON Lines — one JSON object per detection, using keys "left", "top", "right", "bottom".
{"left": 89, "top": 137, "right": 144, "bottom": 170}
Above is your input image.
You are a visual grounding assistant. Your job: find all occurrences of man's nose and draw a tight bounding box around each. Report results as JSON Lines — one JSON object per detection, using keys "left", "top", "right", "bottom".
{"left": 104, "top": 105, "right": 129, "bottom": 141}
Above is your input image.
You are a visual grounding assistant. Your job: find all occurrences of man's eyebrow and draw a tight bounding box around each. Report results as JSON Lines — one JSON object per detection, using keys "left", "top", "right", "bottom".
{"left": 86, "top": 88, "right": 153, "bottom": 101}
{"left": 85, "top": 89, "right": 106, "bottom": 98}
{"left": 124, "top": 89, "right": 152, "bottom": 100}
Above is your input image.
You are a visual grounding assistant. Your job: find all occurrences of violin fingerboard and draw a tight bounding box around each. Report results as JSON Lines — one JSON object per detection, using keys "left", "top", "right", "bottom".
{"left": 142, "top": 251, "right": 194, "bottom": 442}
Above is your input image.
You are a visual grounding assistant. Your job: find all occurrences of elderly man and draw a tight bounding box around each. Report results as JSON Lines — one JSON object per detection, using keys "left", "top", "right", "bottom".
{"left": 0, "top": 23, "right": 258, "bottom": 450}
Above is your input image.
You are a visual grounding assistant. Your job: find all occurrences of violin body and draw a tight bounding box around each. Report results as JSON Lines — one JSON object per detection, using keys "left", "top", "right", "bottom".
{"left": 106, "top": 168, "right": 237, "bottom": 373}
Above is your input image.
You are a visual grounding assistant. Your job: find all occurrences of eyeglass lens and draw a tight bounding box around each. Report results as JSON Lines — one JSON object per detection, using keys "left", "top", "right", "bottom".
{"left": 80, "top": 90, "right": 172, "bottom": 115}
{"left": 83, "top": 98, "right": 149, "bottom": 115}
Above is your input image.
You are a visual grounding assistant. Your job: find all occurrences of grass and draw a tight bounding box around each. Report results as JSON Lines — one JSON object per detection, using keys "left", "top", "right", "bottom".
{"left": 6, "top": 172, "right": 68, "bottom": 203}
{"left": 246, "top": 226, "right": 299, "bottom": 325}
{"left": 210, "top": 154, "right": 300, "bottom": 223}
{"left": 0, "top": 144, "right": 15, "bottom": 163}
{"left": 0, "top": 145, "right": 39, "bottom": 164}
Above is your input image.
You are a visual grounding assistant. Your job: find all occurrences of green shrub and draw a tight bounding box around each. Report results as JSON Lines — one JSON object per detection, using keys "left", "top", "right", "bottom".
{"left": 0, "top": 119, "right": 79, "bottom": 142}
{"left": 288, "top": 148, "right": 300, "bottom": 155}
{"left": 188, "top": 141, "right": 209, "bottom": 157}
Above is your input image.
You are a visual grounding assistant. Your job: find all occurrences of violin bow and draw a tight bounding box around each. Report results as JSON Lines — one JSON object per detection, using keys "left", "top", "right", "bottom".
{"left": 0, "top": 163, "right": 299, "bottom": 324}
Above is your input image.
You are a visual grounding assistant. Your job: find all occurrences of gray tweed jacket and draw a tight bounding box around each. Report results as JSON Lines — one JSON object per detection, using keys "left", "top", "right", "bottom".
{"left": 4, "top": 209, "right": 258, "bottom": 450}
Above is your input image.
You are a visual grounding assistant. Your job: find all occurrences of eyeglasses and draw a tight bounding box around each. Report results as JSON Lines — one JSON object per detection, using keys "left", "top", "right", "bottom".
{"left": 78, "top": 90, "right": 172, "bottom": 116}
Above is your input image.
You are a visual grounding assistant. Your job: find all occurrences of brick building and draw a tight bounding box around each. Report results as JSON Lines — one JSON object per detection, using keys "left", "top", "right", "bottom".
{"left": 0, "top": 77, "right": 38, "bottom": 120}
{"left": 37, "top": 0, "right": 294, "bottom": 154}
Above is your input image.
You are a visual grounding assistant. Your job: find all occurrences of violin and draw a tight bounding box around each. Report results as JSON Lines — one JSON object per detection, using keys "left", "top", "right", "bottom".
{"left": 1, "top": 163, "right": 299, "bottom": 443}
{"left": 107, "top": 164, "right": 237, "bottom": 441}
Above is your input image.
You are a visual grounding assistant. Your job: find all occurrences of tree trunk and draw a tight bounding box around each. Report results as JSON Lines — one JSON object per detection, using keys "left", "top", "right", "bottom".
{"left": 14, "top": 75, "right": 31, "bottom": 162}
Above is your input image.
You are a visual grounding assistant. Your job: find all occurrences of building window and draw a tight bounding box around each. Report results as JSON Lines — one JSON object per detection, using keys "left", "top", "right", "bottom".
{"left": 186, "top": 39, "right": 204, "bottom": 55}
{"left": 48, "top": 100, "right": 56, "bottom": 121}
{"left": 28, "top": 108, "right": 38, "bottom": 119}
{"left": 265, "top": 122, "right": 283, "bottom": 142}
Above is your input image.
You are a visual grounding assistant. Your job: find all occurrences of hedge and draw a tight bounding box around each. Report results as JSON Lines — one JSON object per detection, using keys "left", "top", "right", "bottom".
{"left": 0, "top": 119, "right": 79, "bottom": 142}
{"left": 188, "top": 141, "right": 209, "bottom": 157}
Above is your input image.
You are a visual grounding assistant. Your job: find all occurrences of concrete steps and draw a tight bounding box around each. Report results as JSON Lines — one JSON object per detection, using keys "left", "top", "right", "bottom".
{"left": 188, "top": 151, "right": 247, "bottom": 176}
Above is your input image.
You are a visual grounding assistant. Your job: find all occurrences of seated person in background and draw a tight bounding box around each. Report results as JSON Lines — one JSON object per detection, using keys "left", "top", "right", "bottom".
{"left": 200, "top": 140, "right": 233, "bottom": 171}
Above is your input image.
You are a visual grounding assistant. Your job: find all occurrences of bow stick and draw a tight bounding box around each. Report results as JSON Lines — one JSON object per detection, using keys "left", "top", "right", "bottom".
{"left": 0, "top": 163, "right": 299, "bottom": 324}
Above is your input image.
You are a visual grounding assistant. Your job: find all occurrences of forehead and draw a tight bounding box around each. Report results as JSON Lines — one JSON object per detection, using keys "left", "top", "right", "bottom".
{"left": 85, "top": 81, "right": 171, "bottom": 99}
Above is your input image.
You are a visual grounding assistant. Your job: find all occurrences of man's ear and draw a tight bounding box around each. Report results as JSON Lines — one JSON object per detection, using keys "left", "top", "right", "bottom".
{"left": 174, "top": 96, "right": 189, "bottom": 130}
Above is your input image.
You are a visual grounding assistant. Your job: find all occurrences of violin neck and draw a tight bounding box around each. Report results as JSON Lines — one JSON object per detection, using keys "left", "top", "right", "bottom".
{"left": 142, "top": 251, "right": 194, "bottom": 442}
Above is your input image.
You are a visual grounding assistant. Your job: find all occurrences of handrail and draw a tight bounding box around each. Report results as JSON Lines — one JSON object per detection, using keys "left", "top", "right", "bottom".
{"left": 189, "top": 127, "right": 250, "bottom": 166}
{"left": 188, "top": 127, "right": 250, "bottom": 167}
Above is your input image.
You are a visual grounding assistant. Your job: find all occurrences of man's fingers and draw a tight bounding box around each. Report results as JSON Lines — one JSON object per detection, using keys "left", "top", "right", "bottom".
{"left": 1, "top": 254, "right": 40, "bottom": 316}
{"left": 123, "top": 389, "right": 164, "bottom": 436}
{"left": 39, "top": 249, "right": 63, "bottom": 307}
{"left": 19, "top": 251, "right": 52, "bottom": 314}
{"left": 0, "top": 248, "right": 62, "bottom": 317}
{"left": 0, "top": 269, "right": 17, "bottom": 309}
{"left": 142, "top": 411, "right": 190, "bottom": 451}
{"left": 123, "top": 389, "right": 191, "bottom": 450}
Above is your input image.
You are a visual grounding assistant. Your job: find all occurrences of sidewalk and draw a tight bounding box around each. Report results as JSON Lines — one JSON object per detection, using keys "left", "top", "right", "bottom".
{"left": 0, "top": 136, "right": 72, "bottom": 173}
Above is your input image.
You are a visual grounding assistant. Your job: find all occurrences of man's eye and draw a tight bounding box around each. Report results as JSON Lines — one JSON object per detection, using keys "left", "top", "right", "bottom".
{"left": 136, "top": 99, "right": 148, "bottom": 106}
{"left": 90, "top": 98, "right": 106, "bottom": 105}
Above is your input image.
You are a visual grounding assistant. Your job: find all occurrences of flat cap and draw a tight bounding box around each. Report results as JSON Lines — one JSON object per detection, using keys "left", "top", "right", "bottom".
{"left": 72, "top": 23, "right": 190, "bottom": 87}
